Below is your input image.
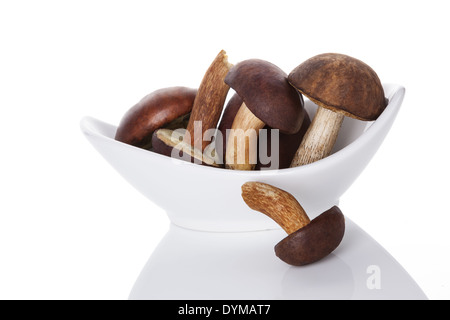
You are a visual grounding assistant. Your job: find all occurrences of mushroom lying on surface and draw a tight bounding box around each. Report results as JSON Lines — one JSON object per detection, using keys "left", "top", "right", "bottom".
{"left": 288, "top": 53, "right": 387, "bottom": 167}
{"left": 241, "top": 181, "right": 345, "bottom": 266}
{"left": 114, "top": 86, "right": 197, "bottom": 149}
{"left": 224, "top": 59, "right": 306, "bottom": 170}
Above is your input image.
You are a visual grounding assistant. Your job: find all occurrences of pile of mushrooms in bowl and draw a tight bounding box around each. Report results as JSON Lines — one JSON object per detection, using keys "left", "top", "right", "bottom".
{"left": 82, "top": 50, "right": 404, "bottom": 266}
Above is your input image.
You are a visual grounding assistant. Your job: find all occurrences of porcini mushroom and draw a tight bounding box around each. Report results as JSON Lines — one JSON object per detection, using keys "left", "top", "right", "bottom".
{"left": 152, "top": 50, "right": 232, "bottom": 165}
{"left": 224, "top": 59, "right": 305, "bottom": 170}
{"left": 288, "top": 53, "right": 387, "bottom": 167}
{"left": 218, "top": 93, "right": 311, "bottom": 169}
{"left": 241, "top": 182, "right": 345, "bottom": 266}
{"left": 115, "top": 86, "right": 196, "bottom": 149}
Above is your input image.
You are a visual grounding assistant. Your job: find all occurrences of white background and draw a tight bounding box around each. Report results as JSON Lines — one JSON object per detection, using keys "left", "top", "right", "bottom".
{"left": 1, "top": 0, "right": 449, "bottom": 299}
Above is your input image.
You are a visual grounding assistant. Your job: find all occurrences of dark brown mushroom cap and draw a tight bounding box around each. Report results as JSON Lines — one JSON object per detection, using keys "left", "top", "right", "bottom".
{"left": 275, "top": 206, "right": 345, "bottom": 266}
{"left": 115, "top": 86, "right": 197, "bottom": 148}
{"left": 288, "top": 53, "right": 386, "bottom": 121}
{"left": 224, "top": 59, "right": 305, "bottom": 134}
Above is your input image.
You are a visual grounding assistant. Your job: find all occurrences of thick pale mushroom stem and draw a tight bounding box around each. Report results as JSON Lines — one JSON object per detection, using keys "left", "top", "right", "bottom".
{"left": 241, "top": 182, "right": 310, "bottom": 234}
{"left": 225, "top": 103, "right": 265, "bottom": 170}
{"left": 290, "top": 106, "right": 344, "bottom": 167}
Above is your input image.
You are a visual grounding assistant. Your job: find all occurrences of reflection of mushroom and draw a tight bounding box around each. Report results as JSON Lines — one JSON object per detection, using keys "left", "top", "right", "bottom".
{"left": 288, "top": 53, "right": 387, "bottom": 167}
{"left": 241, "top": 182, "right": 345, "bottom": 266}
{"left": 115, "top": 87, "right": 196, "bottom": 149}
{"left": 224, "top": 59, "right": 305, "bottom": 170}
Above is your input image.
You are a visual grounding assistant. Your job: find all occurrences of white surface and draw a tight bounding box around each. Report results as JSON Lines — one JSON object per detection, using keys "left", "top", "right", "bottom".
{"left": 1, "top": 0, "right": 449, "bottom": 299}
{"left": 80, "top": 84, "right": 403, "bottom": 232}
{"left": 129, "top": 220, "right": 426, "bottom": 300}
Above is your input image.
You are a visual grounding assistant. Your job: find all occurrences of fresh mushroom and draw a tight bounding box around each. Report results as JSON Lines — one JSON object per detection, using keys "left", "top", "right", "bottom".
{"left": 288, "top": 53, "right": 387, "bottom": 167}
{"left": 218, "top": 93, "right": 311, "bottom": 169}
{"left": 115, "top": 86, "right": 196, "bottom": 149}
{"left": 224, "top": 59, "right": 306, "bottom": 170}
{"left": 184, "top": 49, "right": 232, "bottom": 151}
{"left": 241, "top": 182, "right": 345, "bottom": 266}
{"left": 152, "top": 50, "right": 232, "bottom": 165}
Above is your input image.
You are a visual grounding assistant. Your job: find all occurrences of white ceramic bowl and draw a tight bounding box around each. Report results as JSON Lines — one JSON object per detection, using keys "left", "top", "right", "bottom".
{"left": 80, "top": 84, "right": 404, "bottom": 232}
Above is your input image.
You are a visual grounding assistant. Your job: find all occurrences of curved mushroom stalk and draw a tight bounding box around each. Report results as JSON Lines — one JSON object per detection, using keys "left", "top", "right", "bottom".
{"left": 241, "top": 181, "right": 310, "bottom": 234}
{"left": 241, "top": 181, "right": 345, "bottom": 266}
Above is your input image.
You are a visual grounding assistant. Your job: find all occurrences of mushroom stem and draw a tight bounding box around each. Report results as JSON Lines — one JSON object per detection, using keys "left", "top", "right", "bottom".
{"left": 241, "top": 182, "right": 310, "bottom": 234}
{"left": 225, "top": 103, "right": 266, "bottom": 170}
{"left": 290, "top": 106, "right": 344, "bottom": 167}
{"left": 185, "top": 50, "right": 232, "bottom": 151}
{"left": 153, "top": 128, "right": 220, "bottom": 167}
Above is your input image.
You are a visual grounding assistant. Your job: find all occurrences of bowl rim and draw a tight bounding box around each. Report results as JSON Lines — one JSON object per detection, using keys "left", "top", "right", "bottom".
{"left": 80, "top": 83, "right": 405, "bottom": 177}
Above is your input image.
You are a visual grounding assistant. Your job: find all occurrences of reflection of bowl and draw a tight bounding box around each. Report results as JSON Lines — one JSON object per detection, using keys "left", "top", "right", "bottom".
{"left": 80, "top": 84, "right": 404, "bottom": 232}
{"left": 128, "top": 219, "right": 427, "bottom": 299}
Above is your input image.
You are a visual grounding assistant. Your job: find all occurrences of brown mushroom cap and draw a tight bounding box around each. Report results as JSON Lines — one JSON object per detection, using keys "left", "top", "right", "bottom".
{"left": 275, "top": 206, "right": 345, "bottom": 266}
{"left": 224, "top": 59, "right": 305, "bottom": 134}
{"left": 115, "top": 87, "right": 197, "bottom": 148}
{"left": 288, "top": 53, "right": 386, "bottom": 121}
